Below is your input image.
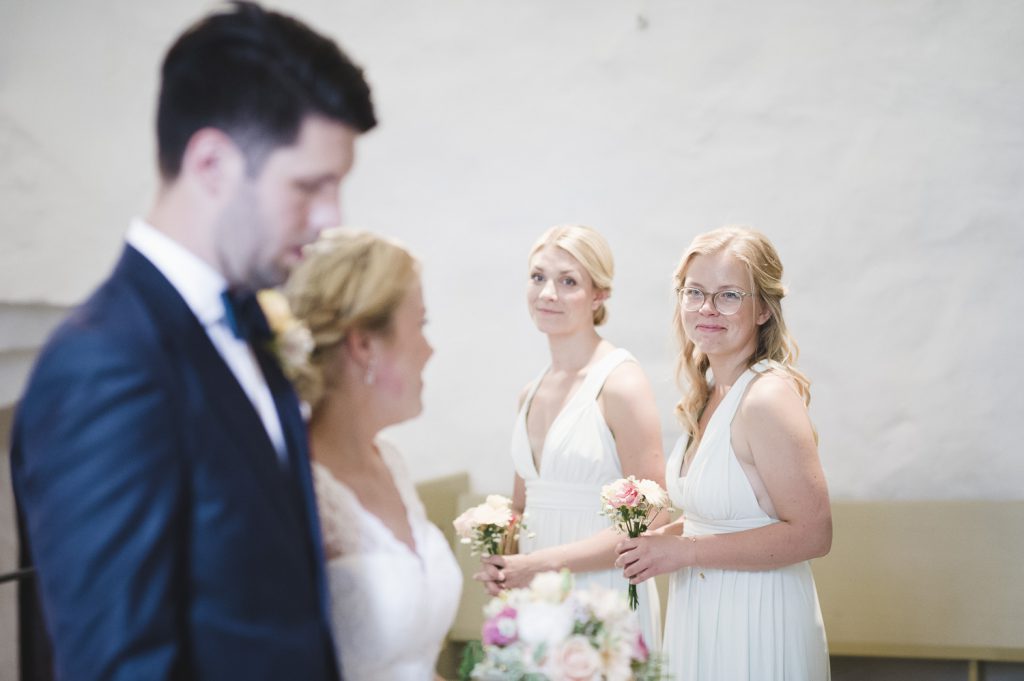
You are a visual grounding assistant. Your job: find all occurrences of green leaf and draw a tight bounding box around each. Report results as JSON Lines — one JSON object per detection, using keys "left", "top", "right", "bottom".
{"left": 457, "top": 640, "right": 485, "bottom": 681}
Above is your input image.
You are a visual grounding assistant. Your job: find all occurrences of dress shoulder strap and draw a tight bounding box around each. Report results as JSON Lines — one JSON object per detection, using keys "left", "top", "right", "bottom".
{"left": 519, "top": 364, "right": 551, "bottom": 418}
{"left": 578, "top": 347, "right": 636, "bottom": 402}
{"left": 715, "top": 362, "right": 769, "bottom": 424}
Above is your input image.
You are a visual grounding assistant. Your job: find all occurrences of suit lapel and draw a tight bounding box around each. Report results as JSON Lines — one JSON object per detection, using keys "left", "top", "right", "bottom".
{"left": 115, "top": 247, "right": 309, "bottom": 532}
{"left": 251, "top": 343, "right": 333, "bottom": 623}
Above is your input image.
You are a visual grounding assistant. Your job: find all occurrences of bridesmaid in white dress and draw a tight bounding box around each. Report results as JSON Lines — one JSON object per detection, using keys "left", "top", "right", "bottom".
{"left": 283, "top": 229, "right": 461, "bottom": 681}
{"left": 475, "top": 224, "right": 666, "bottom": 648}
{"left": 615, "top": 226, "right": 831, "bottom": 681}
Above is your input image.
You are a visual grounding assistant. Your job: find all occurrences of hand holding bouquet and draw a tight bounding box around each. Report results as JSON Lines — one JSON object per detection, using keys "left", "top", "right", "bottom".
{"left": 600, "top": 477, "right": 670, "bottom": 610}
{"left": 454, "top": 495, "right": 526, "bottom": 557}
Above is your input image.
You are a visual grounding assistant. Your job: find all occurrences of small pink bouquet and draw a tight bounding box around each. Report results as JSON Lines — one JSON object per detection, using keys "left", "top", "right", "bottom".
{"left": 600, "top": 477, "right": 670, "bottom": 610}
{"left": 454, "top": 495, "right": 526, "bottom": 557}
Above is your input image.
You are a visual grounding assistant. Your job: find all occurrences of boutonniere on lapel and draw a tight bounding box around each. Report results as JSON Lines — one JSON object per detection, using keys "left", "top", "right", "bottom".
{"left": 256, "top": 289, "right": 315, "bottom": 380}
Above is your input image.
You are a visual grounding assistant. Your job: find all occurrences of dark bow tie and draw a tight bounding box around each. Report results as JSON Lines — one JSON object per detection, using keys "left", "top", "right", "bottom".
{"left": 220, "top": 290, "right": 272, "bottom": 343}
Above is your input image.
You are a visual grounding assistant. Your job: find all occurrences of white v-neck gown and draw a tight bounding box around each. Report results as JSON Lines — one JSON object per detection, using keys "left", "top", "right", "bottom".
{"left": 312, "top": 439, "right": 462, "bottom": 680}
{"left": 511, "top": 348, "right": 662, "bottom": 650}
{"left": 663, "top": 362, "right": 829, "bottom": 680}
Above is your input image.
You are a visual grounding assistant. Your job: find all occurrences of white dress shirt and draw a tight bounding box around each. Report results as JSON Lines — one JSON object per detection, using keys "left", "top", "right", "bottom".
{"left": 126, "top": 219, "right": 288, "bottom": 465}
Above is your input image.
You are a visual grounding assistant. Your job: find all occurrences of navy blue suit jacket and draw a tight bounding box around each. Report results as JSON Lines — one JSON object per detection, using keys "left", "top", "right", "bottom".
{"left": 11, "top": 246, "right": 340, "bottom": 680}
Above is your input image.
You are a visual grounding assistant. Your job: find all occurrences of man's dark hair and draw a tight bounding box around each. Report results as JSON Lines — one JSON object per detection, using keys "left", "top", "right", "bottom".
{"left": 156, "top": 1, "right": 376, "bottom": 179}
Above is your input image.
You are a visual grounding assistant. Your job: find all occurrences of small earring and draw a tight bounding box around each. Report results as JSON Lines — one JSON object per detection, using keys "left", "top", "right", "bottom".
{"left": 364, "top": 357, "right": 377, "bottom": 386}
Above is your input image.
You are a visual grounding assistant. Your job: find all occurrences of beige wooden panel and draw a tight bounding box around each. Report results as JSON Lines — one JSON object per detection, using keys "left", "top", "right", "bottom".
{"left": 416, "top": 471, "right": 470, "bottom": 549}
{"left": 449, "top": 492, "right": 490, "bottom": 641}
{"left": 812, "top": 501, "right": 1024, "bottom": 661}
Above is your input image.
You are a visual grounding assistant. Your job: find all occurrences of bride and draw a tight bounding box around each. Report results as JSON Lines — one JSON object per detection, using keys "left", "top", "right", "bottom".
{"left": 282, "top": 229, "right": 461, "bottom": 680}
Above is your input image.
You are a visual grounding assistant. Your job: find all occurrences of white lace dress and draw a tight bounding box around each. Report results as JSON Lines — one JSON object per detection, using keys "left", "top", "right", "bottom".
{"left": 511, "top": 348, "right": 662, "bottom": 650}
{"left": 312, "top": 438, "right": 462, "bottom": 681}
{"left": 662, "top": 362, "right": 829, "bottom": 680}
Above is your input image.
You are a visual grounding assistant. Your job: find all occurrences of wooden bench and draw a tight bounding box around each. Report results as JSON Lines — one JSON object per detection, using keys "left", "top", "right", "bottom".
{"left": 812, "top": 501, "right": 1024, "bottom": 680}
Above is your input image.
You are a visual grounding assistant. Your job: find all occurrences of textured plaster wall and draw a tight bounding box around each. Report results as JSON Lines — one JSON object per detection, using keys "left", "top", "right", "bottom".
{"left": 1, "top": 1, "right": 1022, "bottom": 502}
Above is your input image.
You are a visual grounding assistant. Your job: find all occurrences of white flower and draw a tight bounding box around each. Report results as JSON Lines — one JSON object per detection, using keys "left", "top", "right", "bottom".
{"left": 452, "top": 495, "right": 518, "bottom": 556}
{"left": 453, "top": 498, "right": 512, "bottom": 539}
{"left": 516, "top": 601, "right": 574, "bottom": 648}
{"left": 453, "top": 508, "right": 477, "bottom": 539}
{"left": 257, "top": 288, "right": 292, "bottom": 328}
{"left": 257, "top": 289, "right": 313, "bottom": 376}
{"left": 602, "top": 638, "right": 635, "bottom": 681}
{"left": 470, "top": 572, "right": 662, "bottom": 680}
{"left": 543, "top": 635, "right": 603, "bottom": 681}
{"left": 278, "top": 324, "right": 314, "bottom": 369}
{"left": 473, "top": 502, "right": 513, "bottom": 528}
{"left": 636, "top": 479, "right": 670, "bottom": 508}
{"left": 529, "top": 570, "right": 571, "bottom": 604}
{"left": 577, "top": 586, "right": 630, "bottom": 624}
{"left": 485, "top": 494, "right": 513, "bottom": 509}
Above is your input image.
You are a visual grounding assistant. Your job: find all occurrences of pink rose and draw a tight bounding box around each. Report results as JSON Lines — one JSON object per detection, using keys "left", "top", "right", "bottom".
{"left": 633, "top": 631, "right": 649, "bottom": 662}
{"left": 606, "top": 479, "right": 640, "bottom": 508}
{"left": 545, "top": 635, "right": 603, "bottom": 681}
{"left": 482, "top": 606, "right": 518, "bottom": 646}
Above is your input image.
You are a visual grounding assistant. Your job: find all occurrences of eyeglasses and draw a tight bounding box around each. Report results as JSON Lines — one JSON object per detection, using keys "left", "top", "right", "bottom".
{"left": 677, "top": 287, "right": 753, "bottom": 316}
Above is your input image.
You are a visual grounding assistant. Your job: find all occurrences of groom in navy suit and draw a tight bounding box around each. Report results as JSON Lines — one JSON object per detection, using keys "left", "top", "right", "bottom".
{"left": 10, "top": 3, "right": 375, "bottom": 679}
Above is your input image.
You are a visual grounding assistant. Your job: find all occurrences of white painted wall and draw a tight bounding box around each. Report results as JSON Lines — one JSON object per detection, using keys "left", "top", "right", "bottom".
{"left": 1, "top": 0, "right": 1022, "bottom": 501}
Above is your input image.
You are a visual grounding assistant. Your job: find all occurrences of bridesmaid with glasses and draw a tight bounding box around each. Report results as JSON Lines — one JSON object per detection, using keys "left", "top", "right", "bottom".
{"left": 616, "top": 226, "right": 831, "bottom": 681}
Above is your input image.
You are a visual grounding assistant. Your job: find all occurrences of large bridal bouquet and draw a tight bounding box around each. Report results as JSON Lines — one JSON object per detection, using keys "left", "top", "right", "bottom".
{"left": 600, "top": 477, "right": 671, "bottom": 610}
{"left": 461, "top": 570, "right": 663, "bottom": 681}
{"left": 453, "top": 495, "right": 526, "bottom": 557}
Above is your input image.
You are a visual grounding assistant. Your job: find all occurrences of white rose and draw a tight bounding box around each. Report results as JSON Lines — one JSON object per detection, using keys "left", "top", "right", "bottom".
{"left": 529, "top": 571, "right": 570, "bottom": 604}
{"left": 516, "top": 601, "right": 574, "bottom": 648}
{"left": 544, "top": 635, "right": 603, "bottom": 681}
{"left": 453, "top": 508, "right": 476, "bottom": 539}
{"left": 482, "top": 590, "right": 515, "bottom": 618}
{"left": 473, "top": 503, "right": 512, "bottom": 527}
{"left": 501, "top": 587, "right": 531, "bottom": 610}
{"left": 485, "top": 494, "right": 512, "bottom": 509}
{"left": 602, "top": 633, "right": 636, "bottom": 681}
{"left": 577, "top": 585, "right": 631, "bottom": 623}
{"left": 279, "top": 325, "right": 314, "bottom": 369}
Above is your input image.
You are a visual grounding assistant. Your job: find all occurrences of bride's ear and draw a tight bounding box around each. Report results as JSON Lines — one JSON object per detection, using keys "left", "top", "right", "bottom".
{"left": 343, "top": 328, "right": 378, "bottom": 373}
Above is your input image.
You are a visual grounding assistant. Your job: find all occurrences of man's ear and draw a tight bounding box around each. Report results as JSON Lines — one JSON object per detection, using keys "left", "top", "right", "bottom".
{"left": 179, "top": 127, "right": 246, "bottom": 198}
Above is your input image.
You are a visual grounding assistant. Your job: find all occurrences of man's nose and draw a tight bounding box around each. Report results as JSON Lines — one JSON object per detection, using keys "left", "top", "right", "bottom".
{"left": 309, "top": 192, "right": 342, "bottom": 233}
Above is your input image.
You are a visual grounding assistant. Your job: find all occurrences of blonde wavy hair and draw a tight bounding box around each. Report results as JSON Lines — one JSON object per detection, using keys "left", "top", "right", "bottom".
{"left": 529, "top": 224, "right": 614, "bottom": 326}
{"left": 672, "top": 226, "right": 811, "bottom": 448}
{"left": 284, "top": 228, "right": 419, "bottom": 410}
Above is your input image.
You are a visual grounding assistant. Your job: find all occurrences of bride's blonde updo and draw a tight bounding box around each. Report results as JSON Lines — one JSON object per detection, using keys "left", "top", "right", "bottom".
{"left": 284, "top": 228, "right": 419, "bottom": 411}
{"left": 529, "top": 224, "right": 614, "bottom": 326}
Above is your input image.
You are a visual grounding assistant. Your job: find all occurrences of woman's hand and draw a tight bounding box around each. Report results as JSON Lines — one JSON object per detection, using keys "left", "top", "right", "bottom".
{"left": 472, "top": 557, "right": 504, "bottom": 596}
{"left": 614, "top": 534, "right": 690, "bottom": 584}
{"left": 473, "top": 553, "right": 541, "bottom": 595}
